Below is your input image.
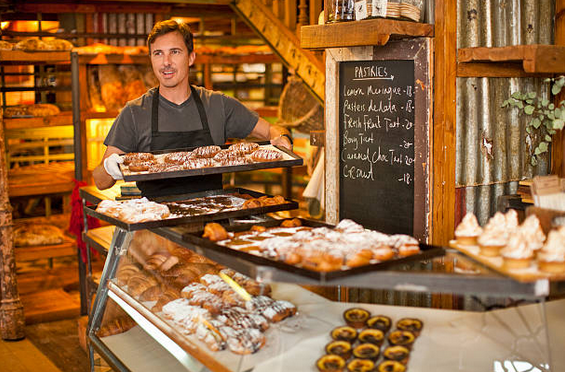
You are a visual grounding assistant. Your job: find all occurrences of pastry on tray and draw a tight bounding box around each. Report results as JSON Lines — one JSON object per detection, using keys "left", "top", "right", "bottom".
{"left": 352, "top": 343, "right": 380, "bottom": 360}
{"left": 358, "top": 328, "right": 385, "bottom": 346}
{"left": 343, "top": 308, "right": 371, "bottom": 328}
{"left": 387, "top": 330, "right": 415, "bottom": 349}
{"left": 316, "top": 354, "right": 346, "bottom": 372}
{"left": 331, "top": 325, "right": 358, "bottom": 343}
{"left": 454, "top": 212, "right": 482, "bottom": 246}
{"left": 383, "top": 345, "right": 410, "bottom": 364}
{"left": 366, "top": 315, "right": 392, "bottom": 333}
{"left": 346, "top": 358, "right": 375, "bottom": 372}
{"left": 325, "top": 340, "right": 353, "bottom": 360}
{"left": 500, "top": 231, "right": 534, "bottom": 270}
{"left": 536, "top": 228, "right": 565, "bottom": 273}
{"left": 395, "top": 318, "right": 423, "bottom": 337}
{"left": 376, "top": 360, "right": 406, "bottom": 372}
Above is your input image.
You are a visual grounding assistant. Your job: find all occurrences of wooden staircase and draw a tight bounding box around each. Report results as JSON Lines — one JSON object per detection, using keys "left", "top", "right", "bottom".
{"left": 231, "top": 0, "right": 325, "bottom": 102}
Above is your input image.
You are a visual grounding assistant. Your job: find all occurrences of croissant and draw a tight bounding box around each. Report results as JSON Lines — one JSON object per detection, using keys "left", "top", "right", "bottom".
{"left": 202, "top": 223, "right": 228, "bottom": 241}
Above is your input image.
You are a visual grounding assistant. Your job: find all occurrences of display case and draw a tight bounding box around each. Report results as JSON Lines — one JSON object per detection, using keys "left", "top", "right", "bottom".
{"left": 85, "top": 209, "right": 565, "bottom": 372}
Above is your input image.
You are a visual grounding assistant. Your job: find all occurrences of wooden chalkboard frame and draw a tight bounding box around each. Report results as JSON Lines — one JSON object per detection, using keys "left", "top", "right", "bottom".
{"left": 325, "top": 38, "right": 432, "bottom": 242}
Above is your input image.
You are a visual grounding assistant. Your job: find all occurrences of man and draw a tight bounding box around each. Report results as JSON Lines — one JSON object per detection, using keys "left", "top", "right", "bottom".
{"left": 93, "top": 19, "right": 292, "bottom": 196}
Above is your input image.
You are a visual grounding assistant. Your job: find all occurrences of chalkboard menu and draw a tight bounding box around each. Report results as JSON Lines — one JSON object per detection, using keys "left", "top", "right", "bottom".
{"left": 339, "top": 60, "right": 415, "bottom": 235}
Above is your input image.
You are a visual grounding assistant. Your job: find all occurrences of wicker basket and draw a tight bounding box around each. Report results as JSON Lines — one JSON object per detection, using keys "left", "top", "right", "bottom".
{"left": 277, "top": 76, "right": 324, "bottom": 133}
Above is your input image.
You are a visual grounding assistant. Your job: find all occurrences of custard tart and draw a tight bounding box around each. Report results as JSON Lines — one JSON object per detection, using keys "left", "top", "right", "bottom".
{"left": 343, "top": 308, "right": 371, "bottom": 328}
{"left": 325, "top": 340, "right": 352, "bottom": 360}
{"left": 352, "top": 343, "right": 380, "bottom": 360}
{"left": 383, "top": 345, "right": 410, "bottom": 364}
{"left": 347, "top": 358, "right": 375, "bottom": 372}
{"left": 331, "top": 325, "right": 358, "bottom": 343}
{"left": 395, "top": 317, "right": 423, "bottom": 337}
{"left": 387, "top": 330, "right": 415, "bottom": 349}
{"left": 376, "top": 360, "right": 406, "bottom": 372}
{"left": 366, "top": 315, "right": 392, "bottom": 333}
{"left": 316, "top": 354, "right": 346, "bottom": 372}
{"left": 358, "top": 328, "right": 385, "bottom": 346}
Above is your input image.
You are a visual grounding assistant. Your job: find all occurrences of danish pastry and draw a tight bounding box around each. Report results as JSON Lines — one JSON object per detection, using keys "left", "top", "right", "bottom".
{"left": 163, "top": 151, "right": 193, "bottom": 165}
{"left": 202, "top": 223, "right": 228, "bottom": 242}
{"left": 192, "top": 145, "right": 221, "bottom": 158}
{"left": 228, "top": 142, "right": 259, "bottom": 154}
{"left": 123, "top": 152, "right": 154, "bottom": 165}
{"left": 251, "top": 148, "right": 283, "bottom": 162}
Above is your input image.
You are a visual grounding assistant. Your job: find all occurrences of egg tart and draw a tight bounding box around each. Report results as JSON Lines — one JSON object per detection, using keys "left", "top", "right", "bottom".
{"left": 387, "top": 330, "right": 415, "bottom": 349}
{"left": 358, "top": 328, "right": 385, "bottom": 346}
{"left": 352, "top": 343, "right": 380, "bottom": 360}
{"left": 316, "top": 354, "right": 346, "bottom": 372}
{"left": 331, "top": 325, "right": 358, "bottom": 343}
{"left": 396, "top": 318, "right": 423, "bottom": 337}
{"left": 347, "top": 358, "right": 375, "bottom": 372}
{"left": 343, "top": 307, "right": 371, "bottom": 328}
{"left": 383, "top": 345, "right": 410, "bottom": 364}
{"left": 366, "top": 315, "right": 392, "bottom": 333}
{"left": 376, "top": 360, "right": 406, "bottom": 372}
{"left": 325, "top": 340, "right": 352, "bottom": 360}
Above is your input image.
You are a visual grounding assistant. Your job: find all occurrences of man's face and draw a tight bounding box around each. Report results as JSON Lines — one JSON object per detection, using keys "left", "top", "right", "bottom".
{"left": 150, "top": 31, "right": 195, "bottom": 89}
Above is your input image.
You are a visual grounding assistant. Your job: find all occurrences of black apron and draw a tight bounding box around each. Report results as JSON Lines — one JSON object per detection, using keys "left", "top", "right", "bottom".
{"left": 136, "top": 85, "right": 223, "bottom": 197}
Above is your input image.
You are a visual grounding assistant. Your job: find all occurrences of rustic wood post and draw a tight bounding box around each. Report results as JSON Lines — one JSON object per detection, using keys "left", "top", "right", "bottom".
{"left": 0, "top": 113, "right": 25, "bottom": 340}
{"left": 554, "top": 0, "right": 565, "bottom": 177}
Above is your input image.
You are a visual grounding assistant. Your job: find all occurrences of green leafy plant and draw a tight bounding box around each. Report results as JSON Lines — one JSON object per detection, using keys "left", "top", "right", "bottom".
{"left": 502, "top": 76, "right": 565, "bottom": 166}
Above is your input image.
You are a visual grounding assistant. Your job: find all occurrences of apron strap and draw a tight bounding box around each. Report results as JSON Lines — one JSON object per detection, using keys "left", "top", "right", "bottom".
{"left": 151, "top": 85, "right": 213, "bottom": 142}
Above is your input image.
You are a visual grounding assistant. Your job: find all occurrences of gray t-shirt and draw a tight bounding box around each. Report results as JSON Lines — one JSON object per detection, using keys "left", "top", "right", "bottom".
{"left": 104, "top": 86, "right": 259, "bottom": 152}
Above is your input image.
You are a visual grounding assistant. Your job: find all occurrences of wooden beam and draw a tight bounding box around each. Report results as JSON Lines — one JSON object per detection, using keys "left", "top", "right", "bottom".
{"left": 0, "top": 113, "right": 25, "bottom": 340}
{"left": 301, "top": 18, "right": 434, "bottom": 50}
{"left": 432, "top": 0, "right": 457, "bottom": 247}
{"left": 554, "top": 0, "right": 565, "bottom": 177}
{"left": 457, "top": 62, "right": 550, "bottom": 78}
{"left": 458, "top": 45, "right": 565, "bottom": 74}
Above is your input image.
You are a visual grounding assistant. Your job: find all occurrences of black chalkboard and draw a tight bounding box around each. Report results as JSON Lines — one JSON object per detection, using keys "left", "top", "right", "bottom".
{"left": 339, "top": 60, "right": 415, "bottom": 235}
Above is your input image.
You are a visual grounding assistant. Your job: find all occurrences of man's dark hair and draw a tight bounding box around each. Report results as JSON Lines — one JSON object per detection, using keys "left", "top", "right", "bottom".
{"left": 147, "top": 19, "right": 194, "bottom": 54}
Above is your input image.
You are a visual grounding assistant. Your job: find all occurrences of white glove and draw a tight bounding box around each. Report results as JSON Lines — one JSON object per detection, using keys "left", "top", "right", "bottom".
{"left": 103, "top": 153, "right": 124, "bottom": 180}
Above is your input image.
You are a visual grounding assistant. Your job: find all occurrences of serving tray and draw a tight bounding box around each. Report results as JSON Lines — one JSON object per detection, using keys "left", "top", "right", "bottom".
{"left": 182, "top": 218, "right": 445, "bottom": 281}
{"left": 449, "top": 240, "right": 565, "bottom": 282}
{"left": 119, "top": 142, "right": 303, "bottom": 182}
{"left": 83, "top": 188, "right": 298, "bottom": 231}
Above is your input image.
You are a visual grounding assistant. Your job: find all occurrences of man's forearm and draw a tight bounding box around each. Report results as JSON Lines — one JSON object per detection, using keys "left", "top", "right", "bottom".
{"left": 92, "top": 163, "right": 117, "bottom": 190}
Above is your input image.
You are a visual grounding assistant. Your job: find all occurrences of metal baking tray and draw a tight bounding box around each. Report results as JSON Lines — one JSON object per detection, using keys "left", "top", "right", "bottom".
{"left": 182, "top": 218, "right": 446, "bottom": 281}
{"left": 83, "top": 188, "right": 299, "bottom": 232}
{"left": 119, "top": 142, "right": 303, "bottom": 182}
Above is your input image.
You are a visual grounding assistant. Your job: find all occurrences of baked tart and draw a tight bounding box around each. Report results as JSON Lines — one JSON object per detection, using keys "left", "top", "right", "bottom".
{"left": 331, "top": 325, "right": 358, "bottom": 343}
{"left": 325, "top": 340, "right": 352, "bottom": 360}
{"left": 376, "top": 360, "right": 406, "bottom": 372}
{"left": 343, "top": 308, "right": 371, "bottom": 328}
{"left": 347, "top": 358, "right": 375, "bottom": 372}
{"left": 383, "top": 345, "right": 410, "bottom": 364}
{"left": 358, "top": 328, "right": 385, "bottom": 346}
{"left": 387, "top": 330, "right": 415, "bottom": 349}
{"left": 316, "top": 354, "right": 346, "bottom": 372}
{"left": 366, "top": 315, "right": 392, "bottom": 333}
{"left": 352, "top": 343, "right": 380, "bottom": 360}
{"left": 396, "top": 318, "right": 423, "bottom": 337}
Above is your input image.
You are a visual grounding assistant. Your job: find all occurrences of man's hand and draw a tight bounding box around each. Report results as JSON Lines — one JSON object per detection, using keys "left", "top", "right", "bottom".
{"left": 103, "top": 153, "right": 124, "bottom": 180}
{"left": 270, "top": 133, "right": 293, "bottom": 151}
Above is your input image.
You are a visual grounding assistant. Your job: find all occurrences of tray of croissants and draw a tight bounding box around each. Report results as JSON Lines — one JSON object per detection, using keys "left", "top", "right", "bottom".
{"left": 84, "top": 188, "right": 298, "bottom": 231}
{"left": 118, "top": 141, "right": 302, "bottom": 182}
{"left": 184, "top": 218, "right": 445, "bottom": 281}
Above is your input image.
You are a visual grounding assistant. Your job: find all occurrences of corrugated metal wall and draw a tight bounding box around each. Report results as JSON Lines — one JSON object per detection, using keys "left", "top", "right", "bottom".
{"left": 456, "top": 0, "right": 554, "bottom": 225}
